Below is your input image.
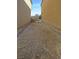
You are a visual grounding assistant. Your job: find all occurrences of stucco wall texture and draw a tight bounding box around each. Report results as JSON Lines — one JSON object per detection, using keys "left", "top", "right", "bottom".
{"left": 42, "top": 0, "right": 61, "bottom": 31}
{"left": 17, "top": 0, "right": 31, "bottom": 29}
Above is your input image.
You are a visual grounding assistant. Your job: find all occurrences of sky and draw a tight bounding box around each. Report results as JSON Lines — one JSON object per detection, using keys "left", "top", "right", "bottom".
{"left": 31, "top": 0, "right": 42, "bottom": 16}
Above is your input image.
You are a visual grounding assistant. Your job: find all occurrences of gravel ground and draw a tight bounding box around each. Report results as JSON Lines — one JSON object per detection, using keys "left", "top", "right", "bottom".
{"left": 17, "top": 21, "right": 61, "bottom": 59}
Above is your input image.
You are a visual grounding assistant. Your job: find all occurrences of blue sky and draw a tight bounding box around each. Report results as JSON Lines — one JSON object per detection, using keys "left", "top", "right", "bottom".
{"left": 31, "top": 0, "right": 42, "bottom": 16}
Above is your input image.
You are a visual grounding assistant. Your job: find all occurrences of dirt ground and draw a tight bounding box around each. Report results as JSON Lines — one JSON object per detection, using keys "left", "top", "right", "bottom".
{"left": 17, "top": 20, "right": 61, "bottom": 59}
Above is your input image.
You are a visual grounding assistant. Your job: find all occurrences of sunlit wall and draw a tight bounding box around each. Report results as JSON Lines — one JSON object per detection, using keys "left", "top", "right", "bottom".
{"left": 24, "top": 0, "right": 32, "bottom": 9}
{"left": 42, "top": 0, "right": 61, "bottom": 31}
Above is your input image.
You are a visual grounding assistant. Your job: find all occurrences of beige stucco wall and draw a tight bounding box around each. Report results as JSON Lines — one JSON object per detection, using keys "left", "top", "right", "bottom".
{"left": 17, "top": 0, "right": 31, "bottom": 29}
{"left": 42, "top": 0, "right": 61, "bottom": 31}
{"left": 42, "top": 0, "right": 61, "bottom": 59}
{"left": 24, "top": 0, "right": 31, "bottom": 9}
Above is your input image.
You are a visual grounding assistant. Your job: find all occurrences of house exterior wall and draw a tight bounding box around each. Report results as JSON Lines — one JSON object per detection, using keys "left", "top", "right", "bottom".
{"left": 42, "top": 0, "right": 61, "bottom": 59}
{"left": 17, "top": 0, "right": 31, "bottom": 29}
{"left": 42, "top": 0, "right": 61, "bottom": 32}
{"left": 24, "top": 0, "right": 31, "bottom": 9}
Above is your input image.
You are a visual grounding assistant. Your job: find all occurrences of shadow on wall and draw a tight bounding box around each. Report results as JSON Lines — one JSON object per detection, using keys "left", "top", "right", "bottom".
{"left": 17, "top": 0, "right": 31, "bottom": 29}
